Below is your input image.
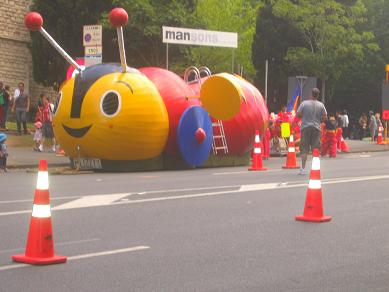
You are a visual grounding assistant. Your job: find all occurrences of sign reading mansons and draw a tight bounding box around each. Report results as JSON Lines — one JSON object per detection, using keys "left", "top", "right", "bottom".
{"left": 162, "top": 26, "right": 238, "bottom": 48}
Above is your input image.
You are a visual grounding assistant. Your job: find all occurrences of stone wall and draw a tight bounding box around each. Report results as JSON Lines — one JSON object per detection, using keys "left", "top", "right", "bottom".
{"left": 0, "top": 0, "right": 55, "bottom": 114}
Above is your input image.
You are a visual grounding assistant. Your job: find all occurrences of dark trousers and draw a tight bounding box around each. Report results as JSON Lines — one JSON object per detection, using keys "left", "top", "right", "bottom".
{"left": 15, "top": 110, "right": 27, "bottom": 133}
{"left": 342, "top": 127, "right": 349, "bottom": 139}
{"left": 1, "top": 105, "right": 8, "bottom": 128}
{"left": 0, "top": 157, "right": 6, "bottom": 169}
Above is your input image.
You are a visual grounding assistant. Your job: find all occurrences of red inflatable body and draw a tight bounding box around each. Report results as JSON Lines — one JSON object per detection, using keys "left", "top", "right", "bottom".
{"left": 141, "top": 68, "right": 269, "bottom": 157}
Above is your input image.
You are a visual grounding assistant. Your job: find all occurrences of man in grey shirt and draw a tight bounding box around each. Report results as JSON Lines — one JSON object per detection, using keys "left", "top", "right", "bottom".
{"left": 296, "top": 88, "right": 327, "bottom": 175}
{"left": 11, "top": 82, "right": 30, "bottom": 135}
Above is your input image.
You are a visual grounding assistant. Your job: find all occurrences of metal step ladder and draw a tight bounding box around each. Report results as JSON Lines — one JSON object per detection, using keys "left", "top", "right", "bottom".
{"left": 212, "top": 120, "right": 228, "bottom": 155}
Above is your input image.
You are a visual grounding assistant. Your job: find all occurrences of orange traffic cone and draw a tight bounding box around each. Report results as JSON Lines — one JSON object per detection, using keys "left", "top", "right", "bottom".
{"left": 282, "top": 133, "right": 300, "bottom": 169}
{"left": 377, "top": 126, "right": 383, "bottom": 145}
{"left": 12, "top": 160, "right": 67, "bottom": 265}
{"left": 295, "top": 149, "right": 331, "bottom": 222}
{"left": 340, "top": 136, "right": 349, "bottom": 152}
{"left": 249, "top": 130, "right": 267, "bottom": 171}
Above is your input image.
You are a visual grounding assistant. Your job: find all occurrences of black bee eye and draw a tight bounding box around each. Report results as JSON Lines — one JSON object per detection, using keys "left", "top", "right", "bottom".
{"left": 100, "top": 90, "right": 121, "bottom": 117}
{"left": 52, "top": 91, "right": 62, "bottom": 116}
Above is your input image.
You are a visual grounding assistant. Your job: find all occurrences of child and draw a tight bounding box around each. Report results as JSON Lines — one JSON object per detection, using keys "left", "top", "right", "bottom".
{"left": 0, "top": 133, "right": 8, "bottom": 172}
{"left": 33, "top": 121, "right": 43, "bottom": 152}
{"left": 322, "top": 113, "right": 338, "bottom": 158}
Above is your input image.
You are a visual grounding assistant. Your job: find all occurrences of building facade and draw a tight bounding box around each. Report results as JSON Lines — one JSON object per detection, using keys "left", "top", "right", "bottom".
{"left": 0, "top": 0, "right": 54, "bottom": 107}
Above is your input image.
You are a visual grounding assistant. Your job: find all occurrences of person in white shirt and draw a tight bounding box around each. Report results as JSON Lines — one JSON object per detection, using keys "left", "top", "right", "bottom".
{"left": 342, "top": 109, "right": 349, "bottom": 139}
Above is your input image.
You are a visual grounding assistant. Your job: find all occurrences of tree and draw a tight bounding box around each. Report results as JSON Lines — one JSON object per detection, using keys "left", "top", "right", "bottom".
{"left": 30, "top": 0, "right": 112, "bottom": 86}
{"left": 105, "top": 0, "right": 197, "bottom": 73}
{"left": 186, "top": 0, "right": 261, "bottom": 80}
{"left": 271, "top": 0, "right": 379, "bottom": 103}
{"left": 252, "top": 1, "right": 305, "bottom": 110}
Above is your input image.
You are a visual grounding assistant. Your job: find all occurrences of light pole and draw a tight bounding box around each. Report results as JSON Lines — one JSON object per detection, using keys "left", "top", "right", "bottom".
{"left": 265, "top": 59, "right": 268, "bottom": 105}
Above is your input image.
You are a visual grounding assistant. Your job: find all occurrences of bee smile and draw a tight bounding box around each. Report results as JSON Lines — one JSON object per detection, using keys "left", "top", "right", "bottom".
{"left": 62, "top": 124, "right": 92, "bottom": 138}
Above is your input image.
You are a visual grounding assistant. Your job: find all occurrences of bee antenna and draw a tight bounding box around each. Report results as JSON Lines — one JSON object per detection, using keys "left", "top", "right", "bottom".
{"left": 109, "top": 8, "right": 129, "bottom": 73}
{"left": 25, "top": 12, "right": 82, "bottom": 72}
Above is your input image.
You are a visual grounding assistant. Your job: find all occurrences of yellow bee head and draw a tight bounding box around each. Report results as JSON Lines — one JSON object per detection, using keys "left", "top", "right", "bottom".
{"left": 53, "top": 63, "right": 169, "bottom": 160}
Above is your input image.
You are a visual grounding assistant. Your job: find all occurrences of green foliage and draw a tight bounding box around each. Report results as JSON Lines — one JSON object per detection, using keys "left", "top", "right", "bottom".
{"left": 271, "top": 0, "right": 379, "bottom": 102}
{"left": 30, "top": 0, "right": 112, "bottom": 86}
{"left": 186, "top": 0, "right": 261, "bottom": 80}
{"left": 104, "top": 0, "right": 196, "bottom": 73}
{"left": 252, "top": 2, "right": 305, "bottom": 109}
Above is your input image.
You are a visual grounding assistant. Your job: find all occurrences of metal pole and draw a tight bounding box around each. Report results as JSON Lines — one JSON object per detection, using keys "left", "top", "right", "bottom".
{"left": 265, "top": 59, "right": 268, "bottom": 105}
{"left": 232, "top": 49, "right": 235, "bottom": 73}
{"left": 39, "top": 27, "right": 81, "bottom": 71}
{"left": 116, "top": 27, "right": 128, "bottom": 72}
{"left": 166, "top": 43, "right": 169, "bottom": 70}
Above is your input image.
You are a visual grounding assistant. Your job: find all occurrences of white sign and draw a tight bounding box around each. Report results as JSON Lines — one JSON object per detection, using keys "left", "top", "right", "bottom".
{"left": 162, "top": 26, "right": 238, "bottom": 48}
{"left": 84, "top": 56, "right": 102, "bottom": 67}
{"left": 83, "top": 25, "right": 102, "bottom": 46}
{"left": 85, "top": 46, "right": 103, "bottom": 56}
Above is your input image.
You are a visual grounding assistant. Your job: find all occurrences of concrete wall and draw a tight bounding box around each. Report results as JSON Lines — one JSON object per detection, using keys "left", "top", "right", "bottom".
{"left": 0, "top": 0, "right": 55, "bottom": 108}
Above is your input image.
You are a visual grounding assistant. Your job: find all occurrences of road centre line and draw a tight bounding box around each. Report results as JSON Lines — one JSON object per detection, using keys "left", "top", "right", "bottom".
{"left": 0, "top": 196, "right": 82, "bottom": 204}
{"left": 1, "top": 174, "right": 389, "bottom": 217}
{"left": 213, "top": 169, "right": 282, "bottom": 175}
{"left": 55, "top": 174, "right": 389, "bottom": 210}
{"left": 0, "top": 245, "right": 150, "bottom": 272}
{"left": 0, "top": 238, "right": 100, "bottom": 254}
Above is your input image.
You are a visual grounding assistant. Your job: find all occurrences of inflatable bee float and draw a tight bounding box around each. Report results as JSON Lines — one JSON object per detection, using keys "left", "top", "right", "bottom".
{"left": 24, "top": 8, "right": 268, "bottom": 171}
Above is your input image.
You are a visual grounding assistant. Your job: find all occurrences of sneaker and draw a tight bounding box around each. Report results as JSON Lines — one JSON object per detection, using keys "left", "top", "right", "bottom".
{"left": 38, "top": 144, "right": 43, "bottom": 152}
{"left": 298, "top": 168, "right": 306, "bottom": 175}
{"left": 51, "top": 146, "right": 56, "bottom": 153}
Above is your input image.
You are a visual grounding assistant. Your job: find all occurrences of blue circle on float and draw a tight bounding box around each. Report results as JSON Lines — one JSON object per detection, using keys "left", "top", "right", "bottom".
{"left": 177, "top": 106, "right": 213, "bottom": 167}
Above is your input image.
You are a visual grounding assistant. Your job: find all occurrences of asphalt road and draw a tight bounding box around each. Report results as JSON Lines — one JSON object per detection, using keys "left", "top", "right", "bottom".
{"left": 0, "top": 152, "right": 389, "bottom": 291}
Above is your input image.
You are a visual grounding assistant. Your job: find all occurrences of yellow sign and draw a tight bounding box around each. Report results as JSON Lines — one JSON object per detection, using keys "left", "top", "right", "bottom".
{"left": 281, "top": 122, "right": 290, "bottom": 138}
{"left": 85, "top": 46, "right": 102, "bottom": 56}
{"left": 386, "top": 64, "right": 389, "bottom": 72}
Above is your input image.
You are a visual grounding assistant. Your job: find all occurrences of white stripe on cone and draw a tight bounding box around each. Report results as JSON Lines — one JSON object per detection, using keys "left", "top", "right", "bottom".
{"left": 289, "top": 135, "right": 294, "bottom": 142}
{"left": 255, "top": 135, "right": 260, "bottom": 143}
{"left": 288, "top": 147, "right": 295, "bottom": 152}
{"left": 311, "top": 157, "right": 320, "bottom": 170}
{"left": 31, "top": 204, "right": 51, "bottom": 218}
{"left": 36, "top": 171, "right": 49, "bottom": 190}
{"left": 308, "top": 179, "right": 321, "bottom": 189}
{"left": 254, "top": 148, "right": 261, "bottom": 154}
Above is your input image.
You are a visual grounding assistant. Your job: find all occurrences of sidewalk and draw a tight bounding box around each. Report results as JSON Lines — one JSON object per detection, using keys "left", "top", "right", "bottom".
{"left": 5, "top": 139, "right": 389, "bottom": 170}
{"left": 7, "top": 147, "right": 70, "bottom": 169}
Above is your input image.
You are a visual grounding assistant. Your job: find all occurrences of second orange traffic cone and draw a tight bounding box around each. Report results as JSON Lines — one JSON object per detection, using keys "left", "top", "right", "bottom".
{"left": 12, "top": 160, "right": 67, "bottom": 265}
{"left": 249, "top": 130, "right": 267, "bottom": 171}
{"left": 377, "top": 126, "right": 383, "bottom": 145}
{"left": 282, "top": 133, "right": 300, "bottom": 169}
{"left": 295, "top": 148, "right": 331, "bottom": 222}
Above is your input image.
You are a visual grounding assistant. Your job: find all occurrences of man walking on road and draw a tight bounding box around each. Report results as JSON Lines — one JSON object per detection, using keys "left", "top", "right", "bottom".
{"left": 296, "top": 88, "right": 327, "bottom": 175}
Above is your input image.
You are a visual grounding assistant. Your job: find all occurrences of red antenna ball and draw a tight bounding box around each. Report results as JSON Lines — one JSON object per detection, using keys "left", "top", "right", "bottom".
{"left": 109, "top": 8, "right": 128, "bottom": 28}
{"left": 195, "top": 128, "right": 206, "bottom": 144}
{"left": 25, "top": 12, "right": 43, "bottom": 31}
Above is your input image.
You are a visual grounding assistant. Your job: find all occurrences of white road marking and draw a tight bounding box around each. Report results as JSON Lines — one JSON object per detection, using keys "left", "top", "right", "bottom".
{"left": 0, "top": 245, "right": 149, "bottom": 271}
{"left": 54, "top": 193, "right": 130, "bottom": 210}
{"left": 1, "top": 174, "right": 389, "bottom": 216}
{"left": 213, "top": 169, "right": 282, "bottom": 175}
